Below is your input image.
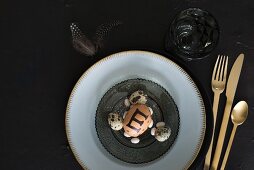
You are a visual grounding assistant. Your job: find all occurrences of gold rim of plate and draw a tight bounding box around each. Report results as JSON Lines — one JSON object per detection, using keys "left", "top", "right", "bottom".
{"left": 65, "top": 50, "right": 206, "bottom": 170}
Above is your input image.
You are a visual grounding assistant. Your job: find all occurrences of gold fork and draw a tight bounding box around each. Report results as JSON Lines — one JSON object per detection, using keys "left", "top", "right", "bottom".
{"left": 204, "top": 55, "right": 228, "bottom": 170}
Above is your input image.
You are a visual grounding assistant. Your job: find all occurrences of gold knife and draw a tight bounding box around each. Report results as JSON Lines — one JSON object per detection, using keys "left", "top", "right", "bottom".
{"left": 211, "top": 53, "right": 244, "bottom": 170}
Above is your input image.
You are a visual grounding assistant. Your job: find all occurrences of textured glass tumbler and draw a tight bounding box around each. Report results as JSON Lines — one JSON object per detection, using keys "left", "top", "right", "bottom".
{"left": 165, "top": 8, "right": 219, "bottom": 61}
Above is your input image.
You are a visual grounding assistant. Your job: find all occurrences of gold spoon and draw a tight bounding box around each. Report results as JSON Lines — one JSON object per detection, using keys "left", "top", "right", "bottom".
{"left": 220, "top": 101, "right": 248, "bottom": 170}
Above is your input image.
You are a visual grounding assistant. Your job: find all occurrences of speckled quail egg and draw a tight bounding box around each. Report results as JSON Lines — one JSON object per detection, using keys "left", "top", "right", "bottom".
{"left": 108, "top": 112, "right": 123, "bottom": 131}
{"left": 155, "top": 127, "right": 171, "bottom": 142}
{"left": 129, "top": 90, "right": 148, "bottom": 105}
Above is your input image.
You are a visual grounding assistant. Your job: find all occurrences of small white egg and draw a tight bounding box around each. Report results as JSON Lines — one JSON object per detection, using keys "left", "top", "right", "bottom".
{"left": 148, "top": 107, "right": 153, "bottom": 115}
{"left": 123, "top": 111, "right": 127, "bottom": 119}
{"left": 131, "top": 138, "right": 140, "bottom": 144}
{"left": 148, "top": 119, "right": 153, "bottom": 128}
{"left": 151, "top": 127, "right": 156, "bottom": 136}
{"left": 124, "top": 132, "right": 131, "bottom": 137}
{"left": 124, "top": 98, "right": 130, "bottom": 107}
{"left": 156, "top": 122, "right": 165, "bottom": 128}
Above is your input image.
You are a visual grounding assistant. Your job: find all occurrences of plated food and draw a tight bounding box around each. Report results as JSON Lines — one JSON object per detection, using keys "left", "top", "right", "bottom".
{"left": 107, "top": 90, "right": 171, "bottom": 144}
{"left": 96, "top": 79, "right": 179, "bottom": 163}
{"left": 66, "top": 51, "right": 206, "bottom": 170}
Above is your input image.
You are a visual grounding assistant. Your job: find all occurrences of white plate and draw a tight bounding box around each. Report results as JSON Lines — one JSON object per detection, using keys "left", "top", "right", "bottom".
{"left": 66, "top": 51, "right": 206, "bottom": 170}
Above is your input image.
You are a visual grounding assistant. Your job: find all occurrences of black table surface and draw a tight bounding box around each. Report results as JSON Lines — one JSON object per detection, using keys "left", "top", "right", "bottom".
{"left": 1, "top": 0, "right": 254, "bottom": 169}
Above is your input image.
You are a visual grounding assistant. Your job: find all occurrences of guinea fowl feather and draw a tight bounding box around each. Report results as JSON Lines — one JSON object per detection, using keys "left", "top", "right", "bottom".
{"left": 70, "top": 23, "right": 96, "bottom": 56}
{"left": 93, "top": 20, "right": 123, "bottom": 48}
{"left": 70, "top": 21, "right": 122, "bottom": 56}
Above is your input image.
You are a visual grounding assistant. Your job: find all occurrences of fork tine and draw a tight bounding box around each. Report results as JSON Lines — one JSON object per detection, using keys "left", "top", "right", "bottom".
{"left": 223, "top": 56, "right": 228, "bottom": 81}
{"left": 216, "top": 55, "right": 223, "bottom": 80}
{"left": 213, "top": 55, "right": 220, "bottom": 80}
{"left": 220, "top": 55, "right": 226, "bottom": 81}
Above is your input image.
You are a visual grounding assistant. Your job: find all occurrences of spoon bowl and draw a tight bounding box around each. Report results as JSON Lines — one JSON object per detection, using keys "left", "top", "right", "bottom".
{"left": 231, "top": 101, "right": 248, "bottom": 125}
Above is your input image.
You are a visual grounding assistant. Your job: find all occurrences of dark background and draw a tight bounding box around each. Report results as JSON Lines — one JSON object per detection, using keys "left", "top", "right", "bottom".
{"left": 0, "top": 0, "right": 254, "bottom": 169}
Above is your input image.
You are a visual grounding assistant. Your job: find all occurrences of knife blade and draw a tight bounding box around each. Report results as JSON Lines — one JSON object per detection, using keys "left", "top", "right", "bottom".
{"left": 211, "top": 53, "right": 244, "bottom": 170}
{"left": 226, "top": 53, "right": 244, "bottom": 101}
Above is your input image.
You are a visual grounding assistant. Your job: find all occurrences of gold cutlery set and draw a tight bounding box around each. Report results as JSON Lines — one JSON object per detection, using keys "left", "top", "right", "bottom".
{"left": 204, "top": 54, "right": 248, "bottom": 170}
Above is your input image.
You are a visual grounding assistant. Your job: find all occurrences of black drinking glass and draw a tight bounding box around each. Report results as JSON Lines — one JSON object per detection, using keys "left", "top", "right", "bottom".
{"left": 165, "top": 8, "right": 219, "bottom": 61}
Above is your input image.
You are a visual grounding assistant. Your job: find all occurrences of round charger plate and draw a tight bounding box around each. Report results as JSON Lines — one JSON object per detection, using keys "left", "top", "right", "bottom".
{"left": 66, "top": 50, "right": 206, "bottom": 170}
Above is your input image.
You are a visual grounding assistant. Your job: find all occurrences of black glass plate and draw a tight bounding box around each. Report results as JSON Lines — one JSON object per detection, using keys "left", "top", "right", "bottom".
{"left": 95, "top": 79, "right": 179, "bottom": 164}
